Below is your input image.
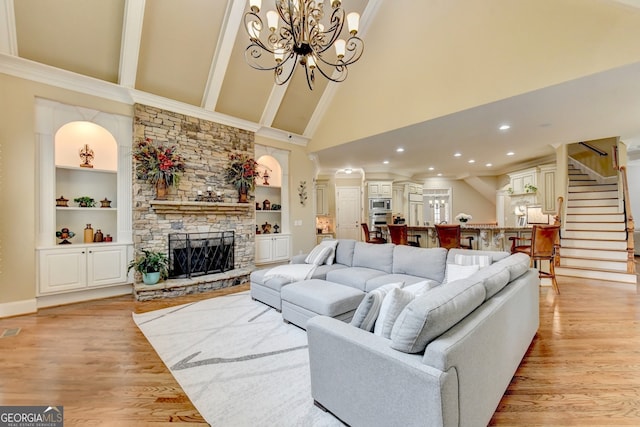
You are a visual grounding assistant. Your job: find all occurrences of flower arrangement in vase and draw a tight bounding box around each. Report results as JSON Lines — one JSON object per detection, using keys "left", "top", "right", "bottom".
{"left": 132, "top": 137, "right": 185, "bottom": 199}
{"left": 225, "top": 153, "right": 260, "bottom": 202}
{"left": 455, "top": 213, "right": 472, "bottom": 223}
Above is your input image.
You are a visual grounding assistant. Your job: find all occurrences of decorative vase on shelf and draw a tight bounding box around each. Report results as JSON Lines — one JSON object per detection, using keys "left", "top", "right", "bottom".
{"left": 100, "top": 197, "right": 112, "bottom": 208}
{"left": 155, "top": 176, "right": 168, "bottom": 200}
{"left": 84, "top": 224, "right": 94, "bottom": 243}
{"left": 94, "top": 229, "right": 104, "bottom": 242}
{"left": 238, "top": 184, "right": 249, "bottom": 203}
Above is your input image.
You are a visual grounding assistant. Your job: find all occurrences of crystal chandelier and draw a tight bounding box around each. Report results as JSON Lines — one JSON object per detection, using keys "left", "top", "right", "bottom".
{"left": 244, "top": 0, "right": 364, "bottom": 90}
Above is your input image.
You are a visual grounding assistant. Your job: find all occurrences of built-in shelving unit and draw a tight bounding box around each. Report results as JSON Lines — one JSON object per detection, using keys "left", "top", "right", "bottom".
{"left": 255, "top": 145, "right": 290, "bottom": 265}
{"left": 35, "top": 99, "right": 133, "bottom": 305}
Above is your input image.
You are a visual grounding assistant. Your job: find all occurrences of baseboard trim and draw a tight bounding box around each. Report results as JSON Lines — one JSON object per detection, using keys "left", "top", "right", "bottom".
{"left": 37, "top": 285, "right": 133, "bottom": 309}
{"left": 0, "top": 299, "right": 38, "bottom": 318}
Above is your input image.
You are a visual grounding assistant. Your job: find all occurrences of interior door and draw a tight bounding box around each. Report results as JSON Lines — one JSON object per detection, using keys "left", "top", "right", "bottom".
{"left": 336, "top": 186, "right": 362, "bottom": 240}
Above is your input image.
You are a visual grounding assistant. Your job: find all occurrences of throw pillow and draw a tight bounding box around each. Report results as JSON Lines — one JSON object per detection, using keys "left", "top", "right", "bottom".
{"left": 443, "top": 254, "right": 491, "bottom": 283}
{"left": 305, "top": 245, "right": 333, "bottom": 265}
{"left": 374, "top": 287, "right": 416, "bottom": 338}
{"left": 318, "top": 239, "right": 339, "bottom": 265}
{"left": 446, "top": 264, "right": 480, "bottom": 283}
{"left": 403, "top": 280, "right": 435, "bottom": 297}
{"left": 350, "top": 282, "right": 403, "bottom": 332}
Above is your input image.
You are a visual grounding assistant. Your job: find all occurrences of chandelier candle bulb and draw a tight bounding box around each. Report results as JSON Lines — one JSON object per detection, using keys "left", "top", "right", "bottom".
{"left": 267, "top": 10, "right": 278, "bottom": 31}
{"left": 347, "top": 12, "right": 360, "bottom": 34}
{"left": 335, "top": 39, "right": 346, "bottom": 58}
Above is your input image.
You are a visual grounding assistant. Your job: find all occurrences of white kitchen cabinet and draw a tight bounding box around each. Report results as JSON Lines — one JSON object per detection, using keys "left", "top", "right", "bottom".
{"left": 367, "top": 181, "right": 393, "bottom": 198}
{"left": 539, "top": 165, "right": 557, "bottom": 214}
{"left": 508, "top": 168, "right": 537, "bottom": 195}
{"left": 255, "top": 234, "right": 291, "bottom": 264}
{"left": 315, "top": 182, "right": 328, "bottom": 216}
{"left": 38, "top": 244, "right": 128, "bottom": 295}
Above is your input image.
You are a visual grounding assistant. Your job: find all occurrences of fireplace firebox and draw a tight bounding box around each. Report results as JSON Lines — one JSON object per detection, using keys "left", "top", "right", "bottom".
{"left": 168, "top": 232, "right": 234, "bottom": 279}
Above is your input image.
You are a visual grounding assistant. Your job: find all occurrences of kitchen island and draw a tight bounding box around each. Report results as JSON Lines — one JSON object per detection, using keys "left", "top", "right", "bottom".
{"left": 386, "top": 224, "right": 535, "bottom": 252}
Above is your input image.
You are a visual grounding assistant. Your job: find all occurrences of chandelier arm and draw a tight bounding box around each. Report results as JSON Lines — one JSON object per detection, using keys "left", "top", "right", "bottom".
{"left": 245, "top": 44, "right": 298, "bottom": 71}
{"left": 275, "top": 53, "right": 299, "bottom": 85}
{"left": 309, "top": 35, "right": 363, "bottom": 68}
{"left": 310, "top": 57, "right": 348, "bottom": 84}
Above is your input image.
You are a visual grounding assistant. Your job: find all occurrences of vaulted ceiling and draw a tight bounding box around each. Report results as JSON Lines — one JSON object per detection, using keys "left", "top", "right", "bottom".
{"left": 2, "top": 0, "right": 640, "bottom": 179}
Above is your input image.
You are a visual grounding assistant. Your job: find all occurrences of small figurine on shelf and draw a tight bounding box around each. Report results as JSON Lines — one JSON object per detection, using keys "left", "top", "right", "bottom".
{"left": 56, "top": 227, "right": 75, "bottom": 244}
{"left": 262, "top": 221, "right": 272, "bottom": 234}
{"left": 274, "top": 224, "right": 280, "bottom": 234}
{"left": 79, "top": 144, "right": 94, "bottom": 168}
{"left": 100, "top": 197, "right": 112, "bottom": 208}
{"left": 104, "top": 234, "right": 113, "bottom": 242}
{"left": 56, "top": 196, "right": 69, "bottom": 207}
{"left": 263, "top": 199, "right": 271, "bottom": 210}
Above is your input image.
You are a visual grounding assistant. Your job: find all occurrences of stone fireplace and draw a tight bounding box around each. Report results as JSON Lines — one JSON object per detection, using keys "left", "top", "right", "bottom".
{"left": 132, "top": 104, "right": 255, "bottom": 300}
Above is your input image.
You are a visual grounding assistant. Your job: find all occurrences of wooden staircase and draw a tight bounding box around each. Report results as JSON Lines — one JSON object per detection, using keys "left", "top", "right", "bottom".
{"left": 556, "top": 164, "right": 637, "bottom": 283}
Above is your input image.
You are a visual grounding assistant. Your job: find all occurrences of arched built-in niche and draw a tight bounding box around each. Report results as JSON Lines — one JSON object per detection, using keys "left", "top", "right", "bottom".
{"left": 55, "top": 121, "right": 118, "bottom": 170}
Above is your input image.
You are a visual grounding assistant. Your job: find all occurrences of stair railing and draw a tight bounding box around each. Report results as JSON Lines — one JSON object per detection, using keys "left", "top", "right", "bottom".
{"left": 618, "top": 166, "right": 636, "bottom": 274}
{"left": 553, "top": 196, "right": 564, "bottom": 266}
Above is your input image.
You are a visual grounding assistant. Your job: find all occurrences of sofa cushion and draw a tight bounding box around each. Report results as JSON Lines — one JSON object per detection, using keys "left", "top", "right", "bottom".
{"left": 500, "top": 252, "right": 531, "bottom": 281}
{"left": 305, "top": 244, "right": 333, "bottom": 265}
{"left": 281, "top": 279, "right": 365, "bottom": 317}
{"left": 335, "top": 239, "right": 357, "bottom": 267}
{"left": 366, "top": 274, "right": 439, "bottom": 292}
{"left": 392, "top": 246, "right": 448, "bottom": 283}
{"left": 352, "top": 242, "right": 394, "bottom": 273}
{"left": 326, "top": 267, "right": 388, "bottom": 291}
{"left": 390, "top": 277, "right": 487, "bottom": 353}
{"left": 350, "top": 282, "right": 403, "bottom": 332}
{"left": 310, "top": 263, "right": 348, "bottom": 280}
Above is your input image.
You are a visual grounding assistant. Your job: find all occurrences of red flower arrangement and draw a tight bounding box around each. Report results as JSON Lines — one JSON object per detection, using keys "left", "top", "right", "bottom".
{"left": 133, "top": 137, "right": 185, "bottom": 187}
{"left": 225, "top": 153, "right": 260, "bottom": 192}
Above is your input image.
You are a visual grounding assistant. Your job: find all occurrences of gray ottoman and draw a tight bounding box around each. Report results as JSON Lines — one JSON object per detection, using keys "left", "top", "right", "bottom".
{"left": 250, "top": 268, "right": 293, "bottom": 311}
{"left": 281, "top": 279, "right": 365, "bottom": 330}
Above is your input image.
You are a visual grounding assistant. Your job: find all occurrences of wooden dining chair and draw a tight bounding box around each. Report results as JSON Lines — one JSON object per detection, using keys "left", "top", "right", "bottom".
{"left": 509, "top": 224, "right": 561, "bottom": 294}
{"left": 434, "top": 224, "right": 474, "bottom": 250}
{"left": 361, "top": 223, "right": 386, "bottom": 244}
{"left": 387, "top": 224, "right": 420, "bottom": 246}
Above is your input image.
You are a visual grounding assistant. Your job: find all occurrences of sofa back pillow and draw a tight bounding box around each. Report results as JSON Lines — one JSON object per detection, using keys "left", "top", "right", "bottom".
{"left": 335, "top": 239, "right": 357, "bottom": 266}
{"left": 390, "top": 277, "right": 486, "bottom": 353}
{"left": 392, "top": 246, "right": 448, "bottom": 283}
{"left": 352, "top": 242, "right": 394, "bottom": 273}
{"left": 350, "top": 282, "right": 403, "bottom": 332}
{"left": 318, "top": 239, "right": 339, "bottom": 265}
{"left": 446, "top": 249, "right": 509, "bottom": 265}
{"left": 304, "top": 244, "right": 334, "bottom": 266}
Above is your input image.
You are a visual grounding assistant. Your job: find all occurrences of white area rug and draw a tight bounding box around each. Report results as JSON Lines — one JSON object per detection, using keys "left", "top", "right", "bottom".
{"left": 132, "top": 291, "right": 344, "bottom": 427}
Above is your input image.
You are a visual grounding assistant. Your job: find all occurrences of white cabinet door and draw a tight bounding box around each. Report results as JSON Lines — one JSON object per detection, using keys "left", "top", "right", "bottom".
{"left": 409, "top": 202, "right": 424, "bottom": 226}
{"left": 539, "top": 165, "right": 557, "bottom": 214}
{"left": 255, "top": 236, "right": 274, "bottom": 264}
{"left": 255, "top": 235, "right": 290, "bottom": 264}
{"left": 379, "top": 182, "right": 392, "bottom": 197}
{"left": 272, "top": 235, "right": 291, "bottom": 261}
{"left": 38, "top": 247, "right": 87, "bottom": 294}
{"left": 315, "top": 184, "right": 328, "bottom": 216}
{"left": 88, "top": 245, "right": 128, "bottom": 286}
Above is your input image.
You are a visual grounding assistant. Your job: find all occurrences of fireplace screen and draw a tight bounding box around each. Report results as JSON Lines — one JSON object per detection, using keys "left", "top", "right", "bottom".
{"left": 168, "top": 232, "right": 234, "bottom": 279}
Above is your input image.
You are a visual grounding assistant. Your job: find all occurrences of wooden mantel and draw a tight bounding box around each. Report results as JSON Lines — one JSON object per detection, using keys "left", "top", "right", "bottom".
{"left": 150, "top": 200, "right": 252, "bottom": 215}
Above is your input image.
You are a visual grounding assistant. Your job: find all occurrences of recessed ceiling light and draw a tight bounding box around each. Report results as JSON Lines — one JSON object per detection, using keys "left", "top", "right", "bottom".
{"left": 428, "top": 167, "right": 434, "bottom": 171}
{"left": 437, "top": 173, "right": 442, "bottom": 176}
{"left": 344, "top": 168, "right": 353, "bottom": 174}
{"left": 506, "top": 151, "right": 515, "bottom": 156}
{"left": 468, "top": 159, "right": 475, "bottom": 164}
{"left": 396, "top": 147, "right": 404, "bottom": 153}
{"left": 486, "top": 163, "right": 493, "bottom": 167}
{"left": 383, "top": 160, "right": 389, "bottom": 164}
{"left": 454, "top": 152, "right": 462, "bottom": 157}
{"left": 499, "top": 124, "right": 511, "bottom": 131}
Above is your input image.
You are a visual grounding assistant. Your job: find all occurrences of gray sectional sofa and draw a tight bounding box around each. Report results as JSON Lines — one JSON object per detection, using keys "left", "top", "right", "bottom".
{"left": 250, "top": 239, "right": 540, "bottom": 426}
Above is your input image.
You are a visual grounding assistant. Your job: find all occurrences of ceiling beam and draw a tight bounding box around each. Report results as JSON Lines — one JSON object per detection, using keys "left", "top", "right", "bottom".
{"left": 202, "top": 0, "right": 244, "bottom": 111}
{"left": 0, "top": 0, "right": 17, "bottom": 55}
{"left": 118, "top": 0, "right": 145, "bottom": 88}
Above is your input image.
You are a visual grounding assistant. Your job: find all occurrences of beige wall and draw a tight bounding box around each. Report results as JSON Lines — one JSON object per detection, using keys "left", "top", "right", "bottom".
{"left": 424, "top": 177, "right": 497, "bottom": 224}
{"left": 0, "top": 73, "right": 132, "bottom": 306}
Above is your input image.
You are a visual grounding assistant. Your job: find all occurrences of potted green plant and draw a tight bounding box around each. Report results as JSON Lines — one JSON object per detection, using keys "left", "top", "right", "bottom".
{"left": 127, "top": 249, "right": 169, "bottom": 285}
{"left": 74, "top": 196, "right": 96, "bottom": 207}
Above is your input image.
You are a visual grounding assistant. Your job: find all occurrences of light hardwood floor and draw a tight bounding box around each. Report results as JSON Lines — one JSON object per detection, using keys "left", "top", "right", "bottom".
{"left": 1, "top": 265, "right": 638, "bottom": 426}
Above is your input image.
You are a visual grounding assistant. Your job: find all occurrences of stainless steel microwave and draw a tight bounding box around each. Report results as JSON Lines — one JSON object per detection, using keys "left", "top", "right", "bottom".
{"left": 369, "top": 198, "right": 392, "bottom": 211}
